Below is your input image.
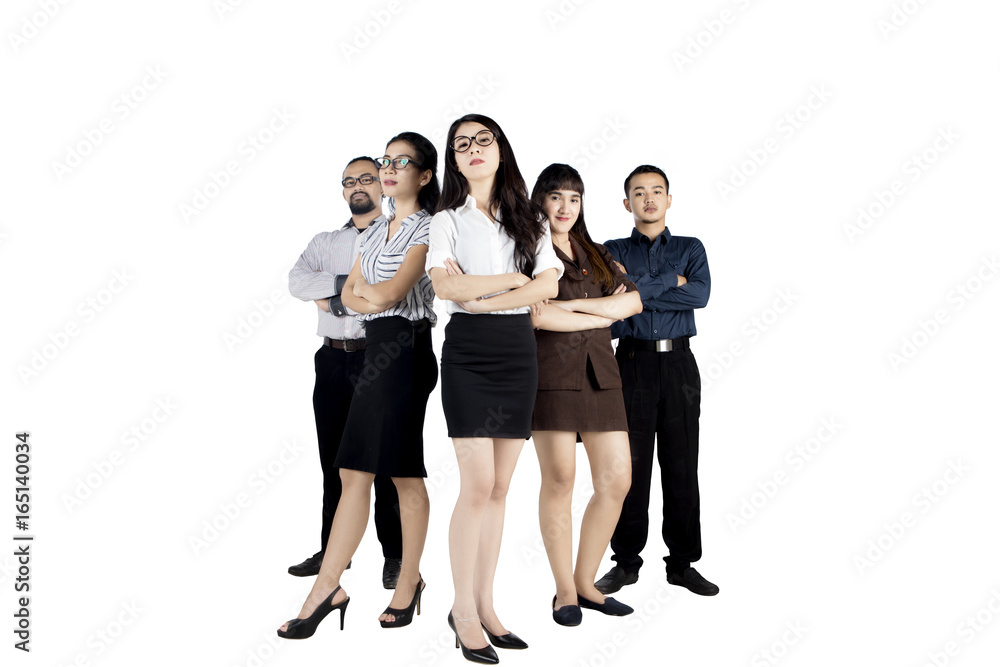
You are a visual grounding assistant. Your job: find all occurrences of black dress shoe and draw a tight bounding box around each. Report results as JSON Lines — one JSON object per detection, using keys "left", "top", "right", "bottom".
{"left": 383, "top": 557, "right": 402, "bottom": 589}
{"left": 594, "top": 566, "right": 638, "bottom": 594}
{"left": 578, "top": 594, "right": 633, "bottom": 616}
{"left": 288, "top": 552, "right": 350, "bottom": 577}
{"left": 482, "top": 622, "right": 528, "bottom": 649}
{"left": 667, "top": 567, "right": 719, "bottom": 596}
{"left": 288, "top": 551, "right": 323, "bottom": 577}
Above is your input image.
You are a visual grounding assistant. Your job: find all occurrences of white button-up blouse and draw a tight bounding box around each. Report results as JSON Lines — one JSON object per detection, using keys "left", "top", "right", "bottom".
{"left": 426, "top": 194, "right": 564, "bottom": 315}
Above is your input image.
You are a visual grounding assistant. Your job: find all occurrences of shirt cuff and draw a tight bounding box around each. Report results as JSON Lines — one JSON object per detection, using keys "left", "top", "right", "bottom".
{"left": 328, "top": 295, "right": 347, "bottom": 317}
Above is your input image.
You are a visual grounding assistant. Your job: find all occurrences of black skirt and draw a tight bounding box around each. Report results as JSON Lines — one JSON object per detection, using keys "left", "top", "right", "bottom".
{"left": 440, "top": 313, "right": 537, "bottom": 439}
{"left": 335, "top": 316, "right": 437, "bottom": 477}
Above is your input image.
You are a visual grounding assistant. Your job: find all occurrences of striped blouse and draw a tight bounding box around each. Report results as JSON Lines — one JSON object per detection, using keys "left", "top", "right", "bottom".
{"left": 356, "top": 209, "right": 436, "bottom": 325}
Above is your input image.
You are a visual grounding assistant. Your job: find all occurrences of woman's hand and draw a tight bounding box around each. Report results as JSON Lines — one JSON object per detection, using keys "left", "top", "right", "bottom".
{"left": 444, "top": 258, "right": 465, "bottom": 276}
{"left": 530, "top": 300, "right": 548, "bottom": 317}
{"left": 353, "top": 276, "right": 368, "bottom": 297}
{"left": 457, "top": 297, "right": 483, "bottom": 313}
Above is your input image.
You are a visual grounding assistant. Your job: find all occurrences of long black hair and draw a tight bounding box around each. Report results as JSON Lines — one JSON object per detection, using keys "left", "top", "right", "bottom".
{"left": 385, "top": 131, "right": 440, "bottom": 214}
{"left": 436, "top": 114, "right": 545, "bottom": 276}
{"left": 531, "top": 163, "right": 615, "bottom": 293}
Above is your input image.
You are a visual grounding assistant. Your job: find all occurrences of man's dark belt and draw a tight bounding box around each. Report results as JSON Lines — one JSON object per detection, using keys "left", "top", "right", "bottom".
{"left": 621, "top": 336, "right": 690, "bottom": 352}
{"left": 324, "top": 336, "right": 365, "bottom": 352}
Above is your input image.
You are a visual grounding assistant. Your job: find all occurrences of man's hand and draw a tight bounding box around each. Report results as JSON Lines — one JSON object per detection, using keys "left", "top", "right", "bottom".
{"left": 677, "top": 275, "right": 687, "bottom": 287}
{"left": 315, "top": 299, "right": 330, "bottom": 312}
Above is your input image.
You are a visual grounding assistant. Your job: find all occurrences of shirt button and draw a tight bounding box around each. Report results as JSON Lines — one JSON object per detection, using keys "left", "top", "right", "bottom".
{"left": 654, "top": 329, "right": 658, "bottom": 334}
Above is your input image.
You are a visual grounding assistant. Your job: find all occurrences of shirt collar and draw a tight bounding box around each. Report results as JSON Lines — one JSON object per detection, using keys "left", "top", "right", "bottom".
{"left": 553, "top": 235, "right": 588, "bottom": 280}
{"left": 343, "top": 218, "right": 368, "bottom": 234}
{"left": 398, "top": 209, "right": 430, "bottom": 227}
{"left": 630, "top": 225, "right": 672, "bottom": 245}
{"left": 461, "top": 193, "right": 502, "bottom": 222}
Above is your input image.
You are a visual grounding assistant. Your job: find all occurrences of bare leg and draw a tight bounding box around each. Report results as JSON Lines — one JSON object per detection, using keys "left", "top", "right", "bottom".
{"left": 379, "top": 477, "right": 429, "bottom": 623}
{"left": 575, "top": 431, "right": 631, "bottom": 601}
{"left": 533, "top": 431, "right": 579, "bottom": 610}
{"left": 449, "top": 437, "right": 495, "bottom": 650}
{"left": 475, "top": 437, "right": 525, "bottom": 636}
{"left": 278, "top": 468, "right": 374, "bottom": 632}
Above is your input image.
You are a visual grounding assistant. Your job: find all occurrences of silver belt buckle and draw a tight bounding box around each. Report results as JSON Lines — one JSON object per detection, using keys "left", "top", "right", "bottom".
{"left": 655, "top": 339, "right": 673, "bottom": 352}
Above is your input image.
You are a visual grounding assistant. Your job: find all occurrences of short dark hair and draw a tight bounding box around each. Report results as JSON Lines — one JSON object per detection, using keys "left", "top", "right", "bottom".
{"left": 624, "top": 165, "right": 669, "bottom": 197}
{"left": 344, "top": 156, "right": 380, "bottom": 174}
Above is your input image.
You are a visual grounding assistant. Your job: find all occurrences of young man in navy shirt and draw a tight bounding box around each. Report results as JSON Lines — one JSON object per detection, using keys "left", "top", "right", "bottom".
{"left": 597, "top": 165, "right": 718, "bottom": 597}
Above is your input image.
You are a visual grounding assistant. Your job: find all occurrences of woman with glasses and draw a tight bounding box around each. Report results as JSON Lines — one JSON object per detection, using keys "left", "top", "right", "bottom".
{"left": 278, "top": 131, "right": 439, "bottom": 639}
{"left": 427, "top": 115, "right": 562, "bottom": 664}
{"left": 528, "top": 163, "right": 641, "bottom": 626}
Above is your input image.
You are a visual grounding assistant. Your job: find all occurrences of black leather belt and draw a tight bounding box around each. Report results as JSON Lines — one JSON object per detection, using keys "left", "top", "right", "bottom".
{"left": 621, "top": 336, "right": 690, "bottom": 352}
{"left": 324, "top": 337, "right": 365, "bottom": 352}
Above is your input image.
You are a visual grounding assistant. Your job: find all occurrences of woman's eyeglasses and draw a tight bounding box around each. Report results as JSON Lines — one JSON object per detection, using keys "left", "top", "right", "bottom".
{"left": 451, "top": 130, "right": 496, "bottom": 153}
{"left": 375, "top": 157, "right": 421, "bottom": 170}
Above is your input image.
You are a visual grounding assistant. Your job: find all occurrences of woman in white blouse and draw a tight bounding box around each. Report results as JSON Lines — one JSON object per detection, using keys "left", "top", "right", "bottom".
{"left": 426, "top": 115, "right": 562, "bottom": 663}
{"left": 279, "top": 132, "right": 439, "bottom": 639}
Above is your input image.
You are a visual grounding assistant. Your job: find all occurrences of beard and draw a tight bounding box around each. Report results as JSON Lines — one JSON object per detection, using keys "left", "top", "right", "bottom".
{"left": 348, "top": 193, "right": 376, "bottom": 215}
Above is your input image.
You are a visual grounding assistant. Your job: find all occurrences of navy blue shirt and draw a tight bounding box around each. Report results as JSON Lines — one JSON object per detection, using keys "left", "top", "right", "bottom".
{"left": 604, "top": 226, "right": 711, "bottom": 340}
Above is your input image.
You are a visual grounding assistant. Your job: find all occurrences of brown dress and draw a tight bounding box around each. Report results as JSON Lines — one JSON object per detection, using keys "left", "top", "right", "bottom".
{"left": 531, "top": 236, "right": 637, "bottom": 435}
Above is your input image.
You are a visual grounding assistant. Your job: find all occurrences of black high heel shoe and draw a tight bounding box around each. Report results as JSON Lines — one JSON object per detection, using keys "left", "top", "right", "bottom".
{"left": 380, "top": 578, "right": 425, "bottom": 628}
{"left": 448, "top": 611, "right": 499, "bottom": 664}
{"left": 482, "top": 622, "right": 528, "bottom": 649}
{"left": 552, "top": 594, "right": 582, "bottom": 626}
{"left": 277, "top": 585, "right": 350, "bottom": 639}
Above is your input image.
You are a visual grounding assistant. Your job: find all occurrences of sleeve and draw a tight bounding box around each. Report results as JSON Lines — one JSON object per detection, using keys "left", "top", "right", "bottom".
{"left": 425, "top": 210, "right": 457, "bottom": 272}
{"left": 288, "top": 234, "right": 341, "bottom": 300}
{"left": 532, "top": 220, "right": 564, "bottom": 279}
{"left": 595, "top": 243, "right": 637, "bottom": 295}
{"left": 632, "top": 238, "right": 711, "bottom": 311}
{"left": 407, "top": 216, "right": 431, "bottom": 250}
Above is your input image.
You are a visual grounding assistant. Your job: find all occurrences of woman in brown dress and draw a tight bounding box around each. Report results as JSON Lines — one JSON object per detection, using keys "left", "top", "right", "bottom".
{"left": 529, "top": 163, "right": 642, "bottom": 624}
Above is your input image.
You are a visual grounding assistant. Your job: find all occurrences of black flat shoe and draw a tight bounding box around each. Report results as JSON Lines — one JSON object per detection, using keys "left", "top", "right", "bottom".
{"left": 448, "top": 611, "right": 499, "bottom": 664}
{"left": 594, "top": 566, "right": 638, "bottom": 594}
{"left": 578, "top": 594, "right": 633, "bottom": 616}
{"left": 482, "top": 622, "right": 528, "bottom": 649}
{"left": 383, "top": 557, "right": 402, "bottom": 589}
{"left": 380, "top": 578, "right": 425, "bottom": 628}
{"left": 277, "top": 585, "right": 350, "bottom": 639}
{"left": 552, "top": 594, "right": 582, "bottom": 626}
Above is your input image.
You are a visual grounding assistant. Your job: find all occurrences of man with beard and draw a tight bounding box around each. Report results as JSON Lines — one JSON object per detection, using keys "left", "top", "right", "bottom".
{"left": 287, "top": 156, "right": 403, "bottom": 588}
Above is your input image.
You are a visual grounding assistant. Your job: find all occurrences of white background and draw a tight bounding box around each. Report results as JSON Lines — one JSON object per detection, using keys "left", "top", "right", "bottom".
{"left": 3, "top": 0, "right": 999, "bottom": 665}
